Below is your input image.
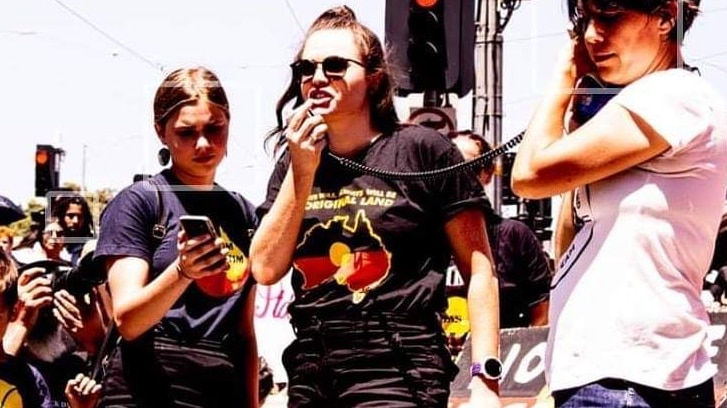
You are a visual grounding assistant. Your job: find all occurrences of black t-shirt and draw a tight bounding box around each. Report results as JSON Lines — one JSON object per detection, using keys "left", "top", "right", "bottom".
{"left": 95, "top": 170, "right": 258, "bottom": 341}
{"left": 0, "top": 355, "right": 53, "bottom": 408}
{"left": 258, "top": 125, "right": 488, "bottom": 320}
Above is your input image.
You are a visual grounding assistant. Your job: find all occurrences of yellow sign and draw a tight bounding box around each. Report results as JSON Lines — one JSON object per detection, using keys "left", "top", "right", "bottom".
{"left": 442, "top": 296, "right": 470, "bottom": 337}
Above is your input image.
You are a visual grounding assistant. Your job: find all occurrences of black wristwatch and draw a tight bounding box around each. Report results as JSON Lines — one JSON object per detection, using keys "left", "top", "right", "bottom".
{"left": 470, "top": 357, "right": 503, "bottom": 380}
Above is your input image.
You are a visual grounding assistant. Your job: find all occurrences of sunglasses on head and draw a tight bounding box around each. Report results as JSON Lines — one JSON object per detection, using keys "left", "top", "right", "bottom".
{"left": 290, "top": 56, "right": 366, "bottom": 79}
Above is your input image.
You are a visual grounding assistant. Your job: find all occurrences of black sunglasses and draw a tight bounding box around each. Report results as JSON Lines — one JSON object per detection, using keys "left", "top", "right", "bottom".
{"left": 290, "top": 56, "right": 366, "bottom": 79}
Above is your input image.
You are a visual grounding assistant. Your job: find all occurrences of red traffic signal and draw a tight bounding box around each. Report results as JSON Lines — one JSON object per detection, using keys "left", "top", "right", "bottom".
{"left": 35, "top": 144, "right": 60, "bottom": 197}
{"left": 386, "top": 0, "right": 475, "bottom": 96}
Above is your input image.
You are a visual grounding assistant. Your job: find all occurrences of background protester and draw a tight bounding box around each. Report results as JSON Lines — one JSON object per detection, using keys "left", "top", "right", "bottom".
{"left": 449, "top": 130, "right": 552, "bottom": 328}
{"left": 251, "top": 6, "right": 500, "bottom": 407}
{"left": 53, "top": 195, "right": 96, "bottom": 267}
{"left": 0, "top": 249, "right": 53, "bottom": 408}
{"left": 512, "top": 0, "right": 727, "bottom": 406}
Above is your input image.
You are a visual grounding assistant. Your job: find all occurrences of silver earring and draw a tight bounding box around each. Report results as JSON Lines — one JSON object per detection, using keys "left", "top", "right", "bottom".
{"left": 157, "top": 147, "right": 171, "bottom": 166}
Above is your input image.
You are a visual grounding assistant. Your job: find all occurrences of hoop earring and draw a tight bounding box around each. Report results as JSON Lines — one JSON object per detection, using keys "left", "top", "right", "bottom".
{"left": 157, "top": 147, "right": 171, "bottom": 166}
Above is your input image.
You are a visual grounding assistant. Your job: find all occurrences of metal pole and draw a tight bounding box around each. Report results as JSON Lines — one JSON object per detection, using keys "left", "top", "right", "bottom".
{"left": 475, "top": 0, "right": 503, "bottom": 214}
{"left": 489, "top": 2, "right": 504, "bottom": 215}
{"left": 82, "top": 143, "right": 87, "bottom": 193}
{"left": 473, "top": 0, "right": 487, "bottom": 137}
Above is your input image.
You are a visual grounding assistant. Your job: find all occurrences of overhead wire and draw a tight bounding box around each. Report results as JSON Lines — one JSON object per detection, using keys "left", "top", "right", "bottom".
{"left": 51, "top": 0, "right": 164, "bottom": 72}
{"left": 284, "top": 0, "right": 306, "bottom": 34}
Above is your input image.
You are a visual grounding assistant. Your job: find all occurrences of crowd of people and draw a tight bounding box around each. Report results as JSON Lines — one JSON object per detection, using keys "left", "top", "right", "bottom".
{"left": 0, "top": 0, "right": 725, "bottom": 407}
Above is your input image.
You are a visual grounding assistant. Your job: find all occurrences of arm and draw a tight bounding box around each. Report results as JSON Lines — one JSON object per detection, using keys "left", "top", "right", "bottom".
{"left": 446, "top": 208, "right": 500, "bottom": 406}
{"left": 529, "top": 300, "right": 549, "bottom": 327}
{"left": 250, "top": 169, "right": 314, "bottom": 285}
{"left": 250, "top": 103, "right": 327, "bottom": 285}
{"left": 2, "top": 268, "right": 53, "bottom": 355}
{"left": 108, "top": 233, "right": 228, "bottom": 341}
{"left": 237, "top": 284, "right": 259, "bottom": 408}
{"left": 515, "top": 225, "right": 551, "bottom": 327}
{"left": 511, "top": 41, "right": 670, "bottom": 199}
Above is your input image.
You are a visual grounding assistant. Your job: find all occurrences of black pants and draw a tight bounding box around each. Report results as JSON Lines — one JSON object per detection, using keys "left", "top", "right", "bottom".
{"left": 99, "top": 334, "right": 249, "bottom": 408}
{"left": 284, "top": 313, "right": 458, "bottom": 408}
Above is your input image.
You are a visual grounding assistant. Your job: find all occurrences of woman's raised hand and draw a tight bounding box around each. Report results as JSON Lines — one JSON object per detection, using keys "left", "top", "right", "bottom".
{"left": 285, "top": 102, "right": 329, "bottom": 176}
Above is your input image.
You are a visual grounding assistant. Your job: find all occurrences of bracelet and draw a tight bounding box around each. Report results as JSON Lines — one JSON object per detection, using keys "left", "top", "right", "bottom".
{"left": 176, "top": 264, "right": 194, "bottom": 280}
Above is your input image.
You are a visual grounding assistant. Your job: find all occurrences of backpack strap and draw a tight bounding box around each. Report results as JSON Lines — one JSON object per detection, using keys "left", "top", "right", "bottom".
{"left": 148, "top": 177, "right": 167, "bottom": 242}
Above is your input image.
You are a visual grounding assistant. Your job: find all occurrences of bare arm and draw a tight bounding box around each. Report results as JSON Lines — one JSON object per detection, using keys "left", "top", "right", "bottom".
{"left": 529, "top": 300, "right": 549, "bottom": 327}
{"left": 2, "top": 269, "right": 53, "bottom": 355}
{"left": 511, "top": 41, "right": 670, "bottom": 199}
{"left": 250, "top": 168, "right": 314, "bottom": 285}
{"left": 108, "top": 233, "right": 228, "bottom": 341}
{"left": 250, "top": 103, "right": 327, "bottom": 285}
{"left": 447, "top": 208, "right": 500, "bottom": 406}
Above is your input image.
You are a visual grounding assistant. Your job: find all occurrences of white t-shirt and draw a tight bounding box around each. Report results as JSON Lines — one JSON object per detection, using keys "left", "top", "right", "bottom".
{"left": 548, "top": 69, "right": 727, "bottom": 392}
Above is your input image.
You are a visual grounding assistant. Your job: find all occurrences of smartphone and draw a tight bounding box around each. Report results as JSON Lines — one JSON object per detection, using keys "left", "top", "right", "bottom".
{"left": 179, "top": 215, "right": 217, "bottom": 238}
{"left": 571, "top": 74, "right": 623, "bottom": 126}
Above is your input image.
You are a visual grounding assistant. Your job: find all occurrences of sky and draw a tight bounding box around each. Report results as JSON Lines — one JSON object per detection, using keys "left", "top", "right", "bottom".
{"left": 1, "top": 0, "right": 726, "bottom": 209}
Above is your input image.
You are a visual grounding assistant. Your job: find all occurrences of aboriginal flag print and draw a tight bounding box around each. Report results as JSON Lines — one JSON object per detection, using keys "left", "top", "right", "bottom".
{"left": 293, "top": 210, "right": 391, "bottom": 303}
{"left": 195, "top": 227, "right": 250, "bottom": 298}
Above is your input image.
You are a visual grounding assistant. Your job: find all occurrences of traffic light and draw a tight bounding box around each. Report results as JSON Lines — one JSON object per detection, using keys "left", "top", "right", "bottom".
{"left": 35, "top": 144, "right": 59, "bottom": 197}
{"left": 385, "top": 0, "right": 475, "bottom": 96}
{"left": 407, "top": 0, "right": 446, "bottom": 92}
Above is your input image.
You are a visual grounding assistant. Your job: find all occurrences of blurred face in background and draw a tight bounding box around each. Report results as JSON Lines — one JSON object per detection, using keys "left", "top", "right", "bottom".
{"left": 63, "top": 203, "right": 85, "bottom": 235}
{"left": 41, "top": 222, "right": 65, "bottom": 259}
{"left": 0, "top": 236, "right": 12, "bottom": 255}
{"left": 451, "top": 135, "right": 493, "bottom": 187}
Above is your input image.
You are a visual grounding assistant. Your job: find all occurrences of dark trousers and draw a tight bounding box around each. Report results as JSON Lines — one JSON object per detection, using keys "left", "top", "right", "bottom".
{"left": 284, "top": 314, "right": 457, "bottom": 408}
{"left": 99, "top": 334, "right": 249, "bottom": 408}
{"left": 552, "top": 378, "right": 715, "bottom": 408}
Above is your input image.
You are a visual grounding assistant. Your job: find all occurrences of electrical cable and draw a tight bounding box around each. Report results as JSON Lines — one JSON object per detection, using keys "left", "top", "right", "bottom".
{"left": 51, "top": 0, "right": 164, "bottom": 72}
{"left": 284, "top": 0, "right": 306, "bottom": 34}
{"left": 326, "top": 131, "right": 524, "bottom": 181}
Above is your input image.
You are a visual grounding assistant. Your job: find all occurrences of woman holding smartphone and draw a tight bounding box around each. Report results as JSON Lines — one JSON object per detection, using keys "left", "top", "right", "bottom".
{"left": 512, "top": 1, "right": 727, "bottom": 407}
{"left": 94, "top": 67, "right": 259, "bottom": 407}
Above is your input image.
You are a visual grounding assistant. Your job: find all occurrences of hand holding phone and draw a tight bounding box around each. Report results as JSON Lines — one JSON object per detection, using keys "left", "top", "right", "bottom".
{"left": 179, "top": 215, "right": 217, "bottom": 239}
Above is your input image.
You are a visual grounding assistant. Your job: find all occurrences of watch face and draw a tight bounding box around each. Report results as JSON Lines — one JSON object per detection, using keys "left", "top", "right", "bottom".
{"left": 471, "top": 358, "right": 503, "bottom": 379}
{"left": 484, "top": 358, "right": 503, "bottom": 378}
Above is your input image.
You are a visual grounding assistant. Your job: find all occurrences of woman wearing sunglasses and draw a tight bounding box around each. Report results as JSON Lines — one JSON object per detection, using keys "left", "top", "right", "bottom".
{"left": 251, "top": 5, "right": 500, "bottom": 408}
{"left": 512, "top": 1, "right": 726, "bottom": 407}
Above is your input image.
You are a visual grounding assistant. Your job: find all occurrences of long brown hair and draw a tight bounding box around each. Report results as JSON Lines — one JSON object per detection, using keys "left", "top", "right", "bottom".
{"left": 266, "top": 6, "right": 400, "bottom": 154}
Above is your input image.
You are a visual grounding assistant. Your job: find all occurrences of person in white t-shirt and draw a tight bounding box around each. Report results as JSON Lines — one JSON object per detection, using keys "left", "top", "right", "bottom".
{"left": 511, "top": 0, "right": 727, "bottom": 407}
